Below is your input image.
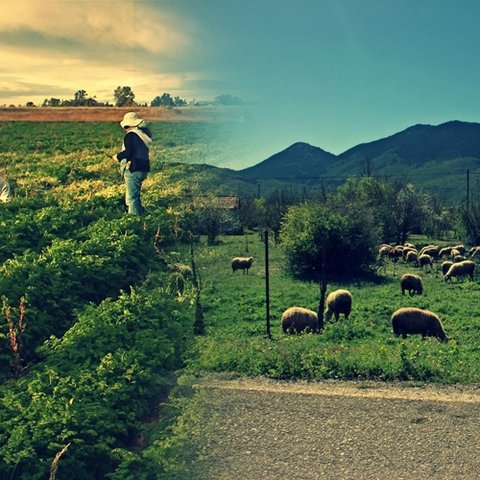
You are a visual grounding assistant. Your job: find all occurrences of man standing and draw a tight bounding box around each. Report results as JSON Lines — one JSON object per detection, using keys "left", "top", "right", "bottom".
{"left": 114, "top": 112, "right": 152, "bottom": 215}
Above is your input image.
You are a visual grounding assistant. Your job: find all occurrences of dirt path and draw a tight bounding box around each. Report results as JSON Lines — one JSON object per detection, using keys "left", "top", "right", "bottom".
{"left": 190, "top": 377, "right": 480, "bottom": 479}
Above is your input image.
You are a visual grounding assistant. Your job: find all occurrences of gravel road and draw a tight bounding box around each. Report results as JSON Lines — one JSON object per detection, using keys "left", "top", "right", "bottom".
{"left": 190, "top": 377, "right": 480, "bottom": 480}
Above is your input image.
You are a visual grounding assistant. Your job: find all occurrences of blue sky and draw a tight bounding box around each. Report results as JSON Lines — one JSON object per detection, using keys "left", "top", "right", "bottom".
{"left": 1, "top": 0, "right": 480, "bottom": 167}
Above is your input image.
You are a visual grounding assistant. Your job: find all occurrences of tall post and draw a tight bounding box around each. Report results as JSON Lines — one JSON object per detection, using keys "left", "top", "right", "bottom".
{"left": 317, "top": 246, "right": 327, "bottom": 332}
{"left": 264, "top": 228, "right": 271, "bottom": 339}
{"left": 466, "top": 169, "right": 470, "bottom": 212}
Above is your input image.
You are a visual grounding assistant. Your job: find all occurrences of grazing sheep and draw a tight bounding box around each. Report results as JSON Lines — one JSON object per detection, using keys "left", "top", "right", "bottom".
{"left": 444, "top": 260, "right": 475, "bottom": 282}
{"left": 454, "top": 255, "right": 466, "bottom": 263}
{"left": 441, "top": 261, "right": 453, "bottom": 276}
{"left": 405, "top": 250, "right": 418, "bottom": 266}
{"left": 391, "top": 307, "right": 448, "bottom": 342}
{"left": 470, "top": 247, "right": 480, "bottom": 260}
{"left": 467, "top": 246, "right": 480, "bottom": 257}
{"left": 388, "top": 247, "right": 403, "bottom": 262}
{"left": 281, "top": 306, "right": 318, "bottom": 334}
{"left": 324, "top": 289, "right": 352, "bottom": 321}
{"left": 450, "top": 248, "right": 461, "bottom": 260}
{"left": 418, "top": 254, "right": 433, "bottom": 270}
{"left": 453, "top": 244, "right": 466, "bottom": 255}
{"left": 378, "top": 245, "right": 391, "bottom": 259}
{"left": 402, "top": 247, "right": 417, "bottom": 261}
{"left": 404, "top": 242, "right": 416, "bottom": 249}
{"left": 231, "top": 256, "right": 254, "bottom": 274}
{"left": 400, "top": 273, "right": 423, "bottom": 296}
{"left": 439, "top": 246, "right": 453, "bottom": 258}
{"left": 419, "top": 245, "right": 439, "bottom": 259}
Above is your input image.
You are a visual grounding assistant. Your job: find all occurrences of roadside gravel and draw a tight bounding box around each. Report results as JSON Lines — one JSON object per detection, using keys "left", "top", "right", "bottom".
{"left": 190, "top": 377, "right": 480, "bottom": 480}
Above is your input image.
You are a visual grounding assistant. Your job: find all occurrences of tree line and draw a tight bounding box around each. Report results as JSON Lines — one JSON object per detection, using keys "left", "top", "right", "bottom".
{"left": 22, "top": 87, "right": 242, "bottom": 108}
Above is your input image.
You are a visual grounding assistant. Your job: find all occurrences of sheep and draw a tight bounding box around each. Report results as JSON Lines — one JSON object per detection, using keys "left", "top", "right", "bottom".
{"left": 324, "top": 289, "right": 352, "bottom": 321}
{"left": 404, "top": 242, "right": 416, "bottom": 249}
{"left": 418, "top": 253, "right": 433, "bottom": 270}
{"left": 281, "top": 306, "right": 318, "bottom": 334}
{"left": 441, "top": 261, "right": 453, "bottom": 276}
{"left": 444, "top": 260, "right": 475, "bottom": 282}
{"left": 453, "top": 244, "right": 466, "bottom": 255}
{"left": 450, "top": 248, "right": 461, "bottom": 260}
{"left": 439, "top": 246, "right": 453, "bottom": 258}
{"left": 467, "top": 246, "right": 480, "bottom": 257}
{"left": 388, "top": 247, "right": 403, "bottom": 262}
{"left": 470, "top": 247, "right": 480, "bottom": 260}
{"left": 405, "top": 250, "right": 418, "bottom": 266}
{"left": 391, "top": 307, "right": 448, "bottom": 342}
{"left": 400, "top": 273, "right": 423, "bottom": 296}
{"left": 454, "top": 255, "right": 466, "bottom": 263}
{"left": 402, "top": 247, "right": 417, "bottom": 261}
{"left": 231, "top": 256, "right": 254, "bottom": 274}
{"left": 377, "top": 245, "right": 390, "bottom": 259}
{"left": 419, "top": 245, "right": 439, "bottom": 259}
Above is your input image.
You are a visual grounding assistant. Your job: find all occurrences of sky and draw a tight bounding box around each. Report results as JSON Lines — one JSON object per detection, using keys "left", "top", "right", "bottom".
{"left": 1, "top": 0, "right": 480, "bottom": 168}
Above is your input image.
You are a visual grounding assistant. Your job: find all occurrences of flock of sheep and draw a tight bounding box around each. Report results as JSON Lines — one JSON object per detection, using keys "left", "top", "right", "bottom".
{"left": 231, "top": 240, "right": 480, "bottom": 343}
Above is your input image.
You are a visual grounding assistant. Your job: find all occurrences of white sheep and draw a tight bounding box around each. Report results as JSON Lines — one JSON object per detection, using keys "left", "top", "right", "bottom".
{"left": 391, "top": 307, "right": 448, "bottom": 342}
{"left": 231, "top": 256, "right": 254, "bottom": 274}
{"left": 281, "top": 306, "right": 318, "bottom": 334}
{"left": 444, "top": 260, "right": 475, "bottom": 282}
{"left": 324, "top": 289, "right": 352, "bottom": 321}
{"left": 400, "top": 273, "right": 423, "bottom": 296}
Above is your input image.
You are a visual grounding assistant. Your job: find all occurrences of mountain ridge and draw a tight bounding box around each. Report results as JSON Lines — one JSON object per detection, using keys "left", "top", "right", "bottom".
{"left": 238, "top": 120, "right": 480, "bottom": 181}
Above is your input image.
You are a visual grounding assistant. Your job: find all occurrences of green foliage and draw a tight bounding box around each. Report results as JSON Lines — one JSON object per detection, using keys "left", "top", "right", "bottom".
{"left": 0, "top": 215, "right": 156, "bottom": 378}
{"left": 280, "top": 200, "right": 379, "bottom": 279}
{"left": 0, "top": 287, "right": 193, "bottom": 479}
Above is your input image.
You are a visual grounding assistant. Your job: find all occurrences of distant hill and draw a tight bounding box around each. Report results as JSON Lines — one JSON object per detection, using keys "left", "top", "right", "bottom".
{"left": 237, "top": 121, "right": 480, "bottom": 201}
{"left": 240, "top": 142, "right": 337, "bottom": 179}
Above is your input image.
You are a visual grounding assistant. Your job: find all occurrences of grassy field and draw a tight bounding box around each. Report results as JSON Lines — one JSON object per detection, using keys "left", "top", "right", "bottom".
{"left": 184, "top": 233, "right": 480, "bottom": 384}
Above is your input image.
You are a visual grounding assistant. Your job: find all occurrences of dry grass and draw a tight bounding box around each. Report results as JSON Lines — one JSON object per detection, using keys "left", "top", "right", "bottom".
{"left": 0, "top": 106, "right": 241, "bottom": 123}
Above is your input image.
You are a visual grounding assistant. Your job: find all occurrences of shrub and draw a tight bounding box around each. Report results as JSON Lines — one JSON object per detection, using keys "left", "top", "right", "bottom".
{"left": 280, "top": 201, "right": 379, "bottom": 280}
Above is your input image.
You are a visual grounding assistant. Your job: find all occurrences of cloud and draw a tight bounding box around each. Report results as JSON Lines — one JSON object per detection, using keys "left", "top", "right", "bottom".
{"left": 0, "top": 0, "right": 209, "bottom": 104}
{"left": 0, "top": 0, "right": 192, "bottom": 55}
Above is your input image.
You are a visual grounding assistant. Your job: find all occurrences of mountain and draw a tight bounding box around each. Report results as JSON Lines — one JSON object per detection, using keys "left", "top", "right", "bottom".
{"left": 236, "top": 121, "right": 480, "bottom": 201}
{"left": 239, "top": 142, "right": 337, "bottom": 179}
{"left": 332, "top": 120, "right": 480, "bottom": 176}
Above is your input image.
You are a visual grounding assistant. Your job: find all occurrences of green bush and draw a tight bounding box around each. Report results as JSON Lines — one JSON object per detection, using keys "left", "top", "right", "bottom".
{"left": 0, "top": 286, "right": 193, "bottom": 480}
{"left": 280, "top": 201, "right": 379, "bottom": 280}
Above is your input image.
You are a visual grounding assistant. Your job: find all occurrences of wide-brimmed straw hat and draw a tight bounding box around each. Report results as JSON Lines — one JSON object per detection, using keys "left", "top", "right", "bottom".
{"left": 120, "top": 112, "right": 144, "bottom": 128}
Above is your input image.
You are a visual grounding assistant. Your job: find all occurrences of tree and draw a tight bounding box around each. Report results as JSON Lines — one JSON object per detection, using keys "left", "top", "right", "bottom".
{"left": 73, "top": 90, "right": 88, "bottom": 106}
{"left": 150, "top": 93, "right": 174, "bottom": 107}
{"left": 42, "top": 98, "right": 61, "bottom": 107}
{"left": 25, "top": 101, "right": 35, "bottom": 107}
{"left": 281, "top": 200, "right": 380, "bottom": 280}
{"left": 395, "top": 183, "right": 431, "bottom": 244}
{"left": 174, "top": 96, "right": 187, "bottom": 106}
{"left": 114, "top": 86, "right": 135, "bottom": 107}
{"left": 214, "top": 94, "right": 243, "bottom": 105}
